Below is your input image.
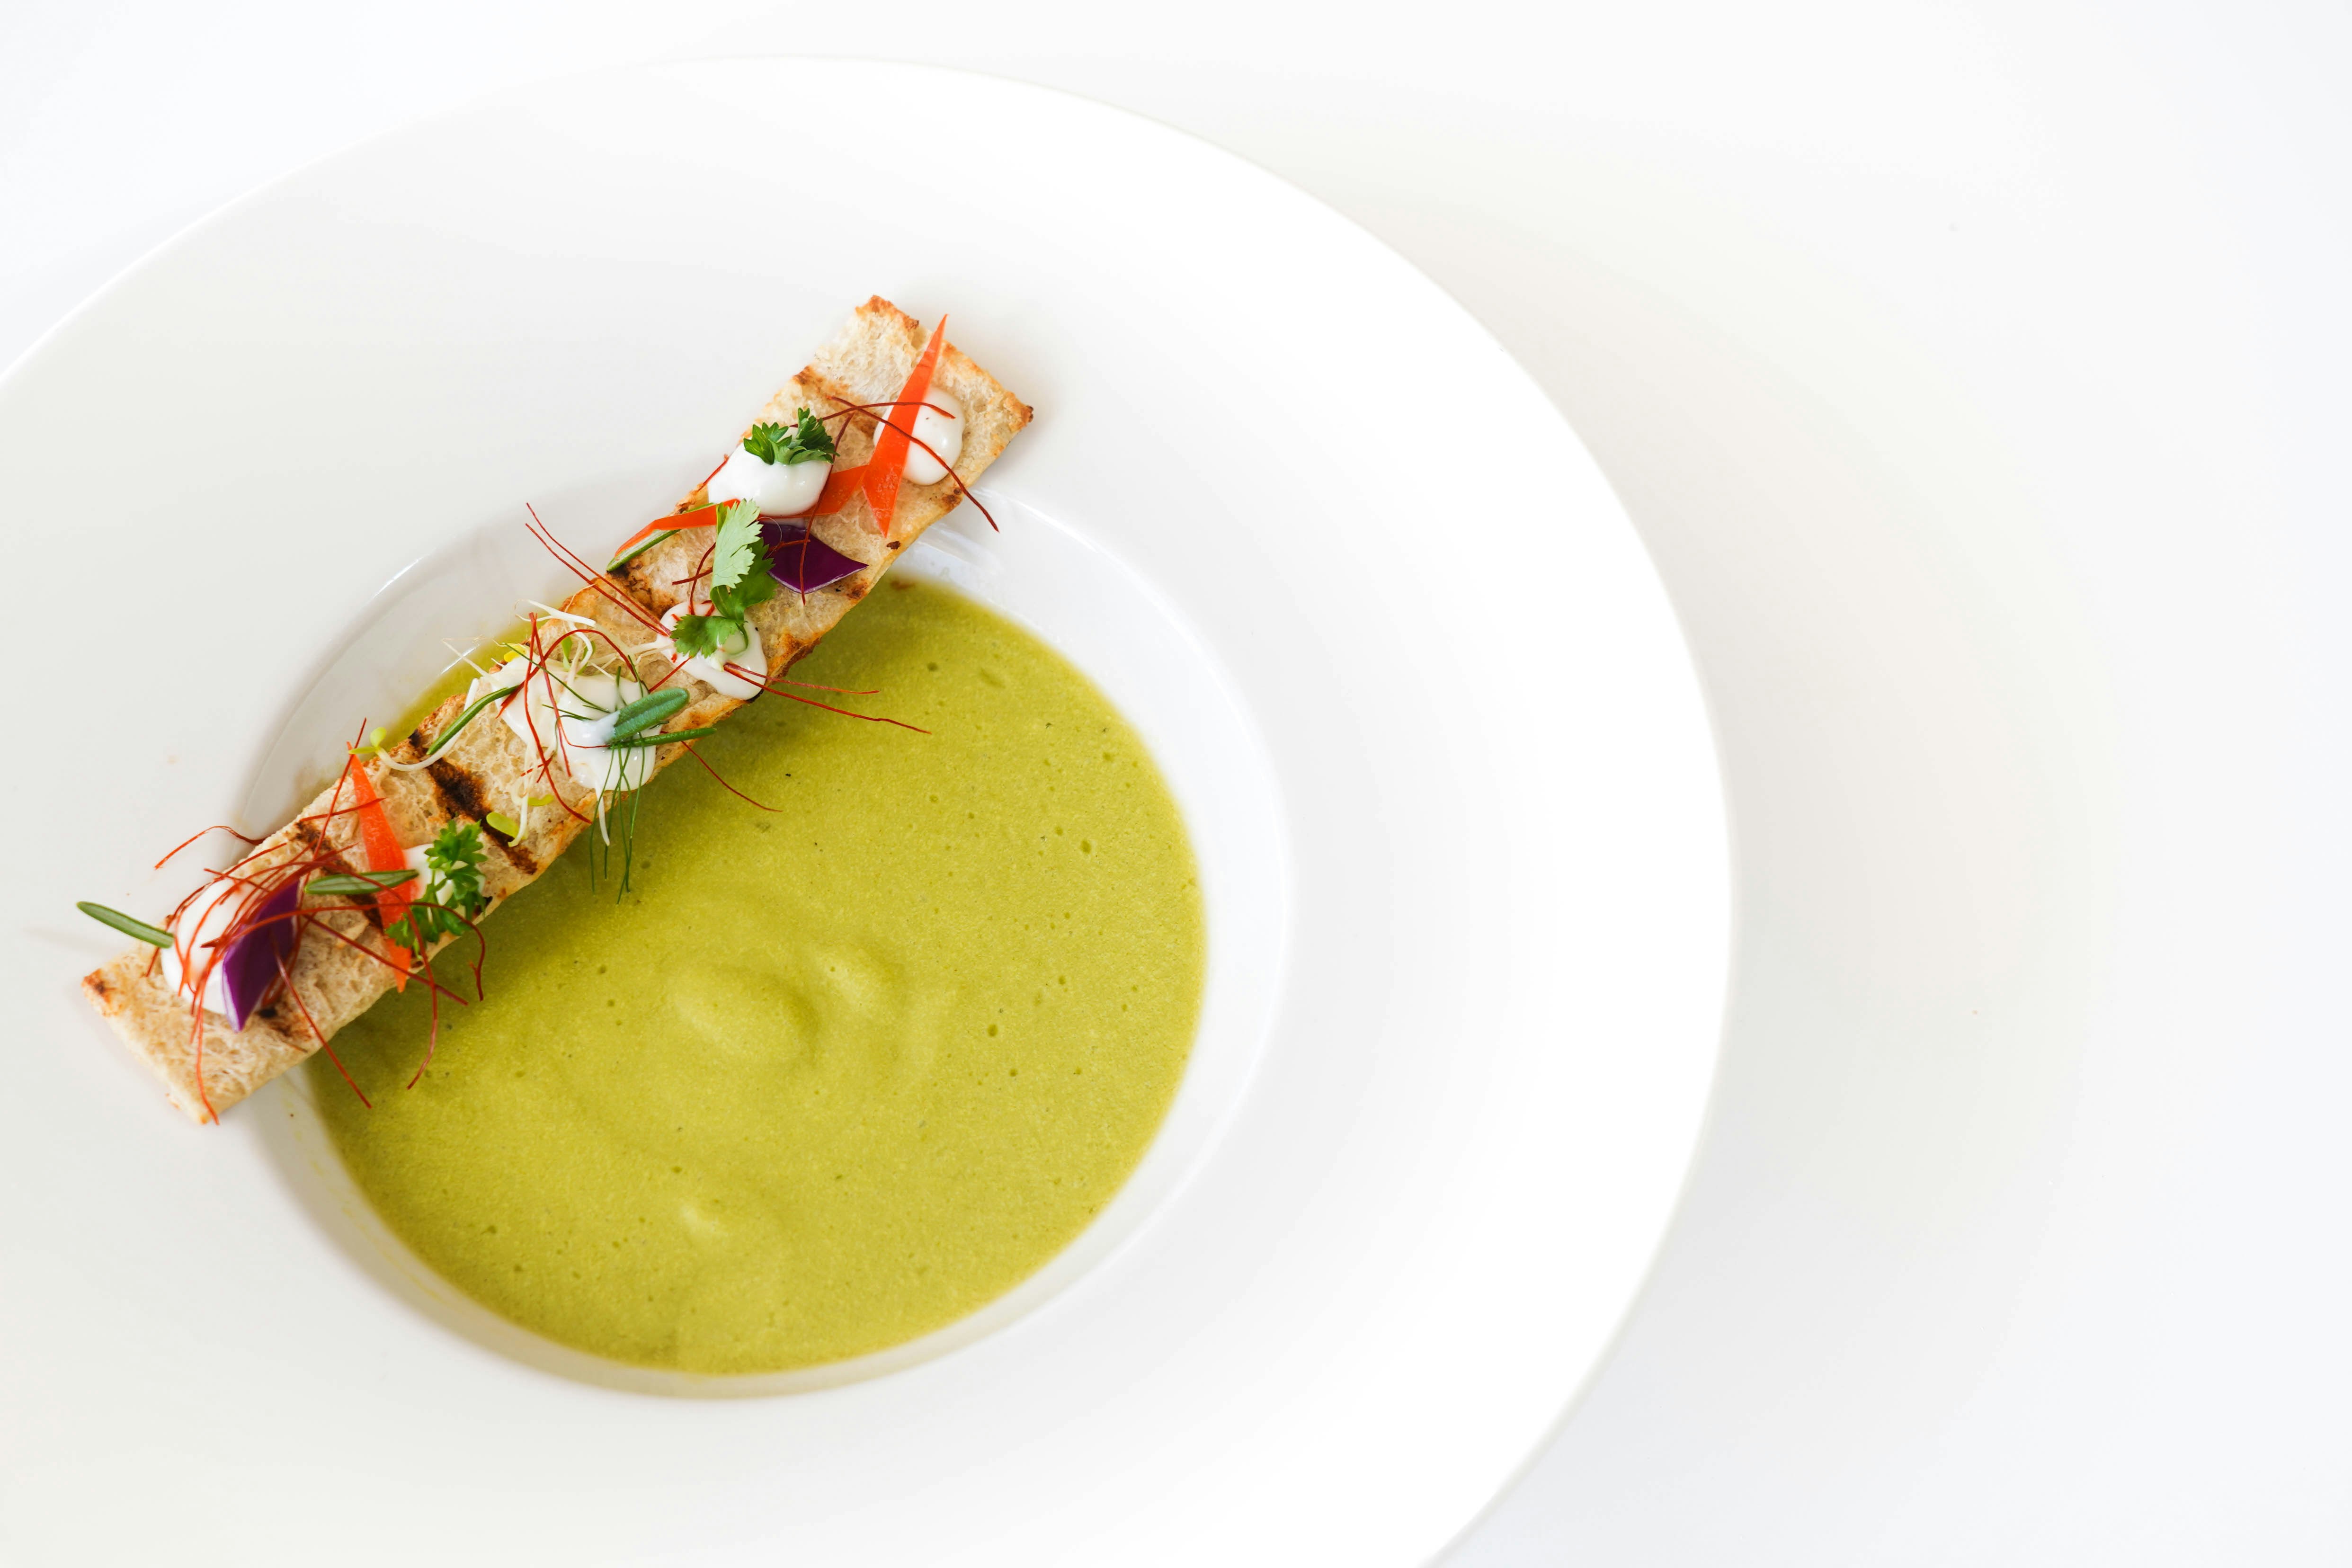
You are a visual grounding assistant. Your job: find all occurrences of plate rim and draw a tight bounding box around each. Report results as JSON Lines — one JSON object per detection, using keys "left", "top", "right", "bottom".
{"left": 0, "top": 55, "right": 1728, "bottom": 1565}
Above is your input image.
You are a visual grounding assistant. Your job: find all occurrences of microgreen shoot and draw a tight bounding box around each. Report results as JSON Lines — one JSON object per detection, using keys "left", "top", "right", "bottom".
{"left": 78, "top": 901, "right": 170, "bottom": 947}
{"left": 509, "top": 792, "right": 554, "bottom": 841}
{"left": 483, "top": 811, "right": 521, "bottom": 841}
{"left": 741, "top": 408, "right": 836, "bottom": 467}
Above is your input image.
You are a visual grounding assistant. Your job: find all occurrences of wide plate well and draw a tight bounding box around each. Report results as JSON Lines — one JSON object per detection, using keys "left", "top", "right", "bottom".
{"left": 0, "top": 60, "right": 1725, "bottom": 1567}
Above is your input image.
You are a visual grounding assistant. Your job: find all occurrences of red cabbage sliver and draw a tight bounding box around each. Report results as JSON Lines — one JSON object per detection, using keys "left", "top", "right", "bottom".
{"left": 763, "top": 519, "right": 864, "bottom": 594}
{"left": 220, "top": 878, "right": 301, "bottom": 1031}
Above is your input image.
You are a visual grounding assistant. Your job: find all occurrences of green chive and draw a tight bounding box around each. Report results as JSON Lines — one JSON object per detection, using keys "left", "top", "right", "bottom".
{"left": 78, "top": 901, "right": 171, "bottom": 947}
{"left": 607, "top": 528, "right": 678, "bottom": 572}
{"left": 428, "top": 683, "right": 520, "bottom": 753}
{"left": 307, "top": 869, "right": 419, "bottom": 898}
{"left": 608, "top": 724, "right": 718, "bottom": 749}
{"left": 619, "top": 768, "right": 645, "bottom": 898}
{"left": 606, "top": 687, "right": 690, "bottom": 742}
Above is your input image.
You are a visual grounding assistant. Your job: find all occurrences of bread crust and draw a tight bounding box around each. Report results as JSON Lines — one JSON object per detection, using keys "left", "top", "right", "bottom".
{"left": 81, "top": 297, "right": 1031, "bottom": 1123}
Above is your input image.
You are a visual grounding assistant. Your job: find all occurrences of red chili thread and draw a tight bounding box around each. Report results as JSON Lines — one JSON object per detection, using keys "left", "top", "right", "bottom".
{"left": 151, "top": 823, "right": 260, "bottom": 870}
{"left": 676, "top": 740, "right": 782, "bottom": 812}
{"left": 815, "top": 392, "right": 998, "bottom": 532}
{"left": 275, "top": 944, "right": 370, "bottom": 1110}
{"left": 164, "top": 472, "right": 954, "bottom": 1119}
{"left": 723, "top": 665, "right": 930, "bottom": 733}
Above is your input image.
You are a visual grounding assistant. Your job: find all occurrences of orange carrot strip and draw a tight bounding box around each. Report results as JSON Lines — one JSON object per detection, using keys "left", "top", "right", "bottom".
{"left": 342, "top": 757, "right": 413, "bottom": 987}
{"left": 640, "top": 316, "right": 953, "bottom": 546}
{"left": 814, "top": 461, "right": 868, "bottom": 517}
{"left": 860, "top": 316, "right": 948, "bottom": 539}
{"left": 609, "top": 502, "right": 722, "bottom": 566}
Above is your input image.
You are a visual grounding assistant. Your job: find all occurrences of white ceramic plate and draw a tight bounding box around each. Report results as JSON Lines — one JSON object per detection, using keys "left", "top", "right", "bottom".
{"left": 0, "top": 61, "right": 1725, "bottom": 1567}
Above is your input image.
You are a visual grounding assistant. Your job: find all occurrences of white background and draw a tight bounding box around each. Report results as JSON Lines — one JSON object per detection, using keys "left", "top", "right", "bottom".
{"left": 6, "top": 4, "right": 2345, "bottom": 1562}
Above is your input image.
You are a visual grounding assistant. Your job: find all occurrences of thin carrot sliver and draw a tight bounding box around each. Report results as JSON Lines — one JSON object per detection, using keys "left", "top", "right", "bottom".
{"left": 860, "top": 316, "right": 947, "bottom": 538}
{"left": 609, "top": 503, "right": 722, "bottom": 566}
{"left": 814, "top": 463, "right": 867, "bottom": 517}
{"left": 342, "top": 758, "right": 413, "bottom": 986}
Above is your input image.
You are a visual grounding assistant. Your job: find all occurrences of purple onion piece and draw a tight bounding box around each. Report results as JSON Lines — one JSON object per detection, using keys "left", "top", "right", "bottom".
{"left": 762, "top": 518, "right": 864, "bottom": 595}
{"left": 220, "top": 878, "right": 302, "bottom": 1031}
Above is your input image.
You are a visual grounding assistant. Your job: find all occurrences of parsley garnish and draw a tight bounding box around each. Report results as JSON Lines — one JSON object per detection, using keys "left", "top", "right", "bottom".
{"left": 388, "top": 820, "right": 490, "bottom": 950}
{"left": 741, "top": 408, "right": 836, "bottom": 467}
{"left": 671, "top": 499, "right": 776, "bottom": 661}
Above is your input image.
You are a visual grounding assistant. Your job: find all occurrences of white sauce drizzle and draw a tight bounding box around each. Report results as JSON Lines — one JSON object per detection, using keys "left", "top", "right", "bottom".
{"left": 554, "top": 671, "right": 652, "bottom": 795}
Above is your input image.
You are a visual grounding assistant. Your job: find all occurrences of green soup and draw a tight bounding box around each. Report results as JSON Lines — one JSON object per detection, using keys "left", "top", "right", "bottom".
{"left": 312, "top": 579, "right": 1203, "bottom": 1375}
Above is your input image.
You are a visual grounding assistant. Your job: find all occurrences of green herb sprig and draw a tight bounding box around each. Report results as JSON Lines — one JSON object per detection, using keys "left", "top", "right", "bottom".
{"left": 307, "top": 868, "right": 419, "bottom": 900}
{"left": 671, "top": 499, "right": 777, "bottom": 662}
{"left": 741, "top": 408, "right": 836, "bottom": 467}
{"left": 608, "top": 724, "right": 718, "bottom": 749}
{"left": 78, "top": 901, "right": 171, "bottom": 947}
{"left": 606, "top": 687, "right": 689, "bottom": 743}
{"left": 610, "top": 528, "right": 678, "bottom": 573}
{"left": 387, "top": 820, "right": 490, "bottom": 951}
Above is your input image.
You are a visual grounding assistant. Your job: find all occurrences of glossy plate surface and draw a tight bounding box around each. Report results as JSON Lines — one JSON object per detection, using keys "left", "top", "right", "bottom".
{"left": 0, "top": 60, "right": 1724, "bottom": 1566}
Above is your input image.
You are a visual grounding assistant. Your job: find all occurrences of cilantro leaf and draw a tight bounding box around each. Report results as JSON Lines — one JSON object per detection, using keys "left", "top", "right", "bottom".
{"left": 672, "top": 576, "right": 772, "bottom": 663}
{"left": 709, "top": 498, "right": 763, "bottom": 593}
{"left": 740, "top": 408, "right": 837, "bottom": 467}
{"left": 712, "top": 569, "right": 775, "bottom": 619}
{"left": 669, "top": 612, "right": 734, "bottom": 661}
{"left": 672, "top": 506, "right": 776, "bottom": 666}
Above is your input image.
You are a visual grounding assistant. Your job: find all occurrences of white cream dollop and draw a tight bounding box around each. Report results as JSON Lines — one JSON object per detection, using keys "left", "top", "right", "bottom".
{"left": 159, "top": 877, "right": 252, "bottom": 1019}
{"left": 707, "top": 442, "right": 828, "bottom": 517}
{"left": 554, "top": 671, "right": 653, "bottom": 795}
{"left": 656, "top": 603, "right": 765, "bottom": 701}
{"left": 896, "top": 391, "right": 963, "bottom": 486}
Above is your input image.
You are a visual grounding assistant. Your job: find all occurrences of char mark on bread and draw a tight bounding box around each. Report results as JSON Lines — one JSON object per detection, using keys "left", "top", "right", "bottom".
{"left": 424, "top": 757, "right": 491, "bottom": 826}
{"left": 78, "top": 294, "right": 1032, "bottom": 1122}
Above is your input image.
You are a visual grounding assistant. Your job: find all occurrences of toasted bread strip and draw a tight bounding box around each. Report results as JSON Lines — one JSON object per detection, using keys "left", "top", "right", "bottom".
{"left": 83, "top": 297, "right": 1032, "bottom": 1122}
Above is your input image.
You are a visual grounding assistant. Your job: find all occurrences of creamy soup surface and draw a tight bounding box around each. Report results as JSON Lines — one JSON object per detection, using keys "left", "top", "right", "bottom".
{"left": 315, "top": 579, "right": 1203, "bottom": 1374}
